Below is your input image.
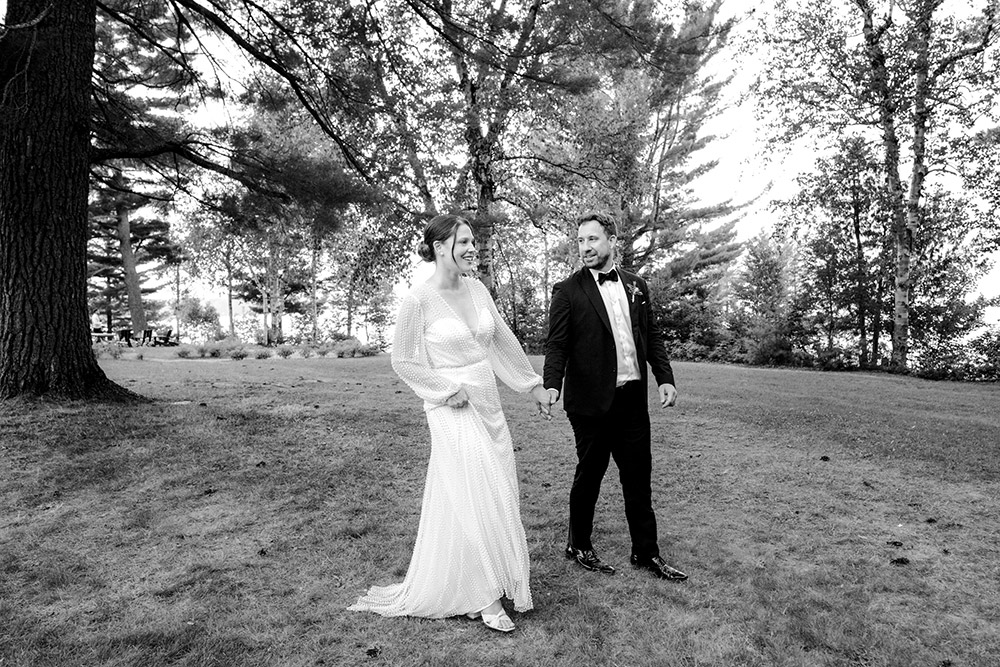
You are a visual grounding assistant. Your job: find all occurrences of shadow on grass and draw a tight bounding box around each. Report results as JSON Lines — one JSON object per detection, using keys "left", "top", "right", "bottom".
{"left": 2, "top": 357, "right": 998, "bottom": 667}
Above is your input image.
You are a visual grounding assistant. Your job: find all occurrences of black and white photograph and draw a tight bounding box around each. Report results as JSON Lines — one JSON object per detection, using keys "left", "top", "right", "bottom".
{"left": 2, "top": 0, "right": 999, "bottom": 665}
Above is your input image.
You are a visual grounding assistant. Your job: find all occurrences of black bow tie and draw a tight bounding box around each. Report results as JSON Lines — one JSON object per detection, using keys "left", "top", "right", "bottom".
{"left": 597, "top": 269, "right": 618, "bottom": 284}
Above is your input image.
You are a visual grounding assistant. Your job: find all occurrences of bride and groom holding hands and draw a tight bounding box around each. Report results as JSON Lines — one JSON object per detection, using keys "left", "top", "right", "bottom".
{"left": 349, "top": 211, "right": 687, "bottom": 633}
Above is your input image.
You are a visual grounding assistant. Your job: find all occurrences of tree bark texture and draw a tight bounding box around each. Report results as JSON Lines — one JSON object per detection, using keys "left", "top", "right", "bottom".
{"left": 442, "top": 0, "right": 543, "bottom": 293}
{"left": 856, "top": 0, "right": 910, "bottom": 371}
{"left": 898, "top": 1, "right": 937, "bottom": 372}
{"left": 226, "top": 254, "right": 235, "bottom": 337}
{"left": 0, "top": 0, "right": 127, "bottom": 399}
{"left": 849, "top": 186, "right": 869, "bottom": 367}
{"left": 115, "top": 202, "right": 148, "bottom": 334}
{"left": 310, "top": 235, "right": 320, "bottom": 343}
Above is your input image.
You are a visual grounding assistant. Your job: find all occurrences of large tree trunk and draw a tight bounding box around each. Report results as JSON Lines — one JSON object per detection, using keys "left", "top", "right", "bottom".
{"left": 115, "top": 201, "right": 148, "bottom": 334}
{"left": 542, "top": 227, "right": 550, "bottom": 313}
{"left": 226, "top": 254, "right": 235, "bottom": 337}
{"left": 442, "top": 0, "right": 542, "bottom": 293}
{"left": 345, "top": 281, "right": 355, "bottom": 337}
{"left": 857, "top": 0, "right": 911, "bottom": 371}
{"left": 896, "top": 0, "right": 936, "bottom": 372}
{"left": 850, "top": 189, "right": 869, "bottom": 367}
{"left": 309, "top": 234, "right": 319, "bottom": 343}
{"left": 0, "top": 0, "right": 130, "bottom": 400}
{"left": 173, "top": 262, "right": 182, "bottom": 341}
{"left": 871, "top": 240, "right": 889, "bottom": 366}
{"left": 449, "top": 44, "right": 497, "bottom": 290}
{"left": 470, "top": 142, "right": 497, "bottom": 291}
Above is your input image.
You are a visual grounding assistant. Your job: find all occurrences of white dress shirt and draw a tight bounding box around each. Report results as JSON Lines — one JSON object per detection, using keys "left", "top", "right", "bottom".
{"left": 590, "top": 267, "right": 641, "bottom": 386}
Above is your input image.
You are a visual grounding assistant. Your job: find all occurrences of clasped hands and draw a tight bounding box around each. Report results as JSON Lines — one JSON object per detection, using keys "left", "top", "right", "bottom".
{"left": 448, "top": 384, "right": 673, "bottom": 416}
{"left": 531, "top": 385, "right": 558, "bottom": 420}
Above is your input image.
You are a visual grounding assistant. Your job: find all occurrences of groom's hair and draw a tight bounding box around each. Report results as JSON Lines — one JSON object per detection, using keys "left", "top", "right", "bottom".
{"left": 577, "top": 211, "right": 618, "bottom": 239}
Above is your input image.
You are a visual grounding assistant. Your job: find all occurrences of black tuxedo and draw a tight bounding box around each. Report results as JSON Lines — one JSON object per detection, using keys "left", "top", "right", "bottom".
{"left": 543, "top": 266, "right": 675, "bottom": 558}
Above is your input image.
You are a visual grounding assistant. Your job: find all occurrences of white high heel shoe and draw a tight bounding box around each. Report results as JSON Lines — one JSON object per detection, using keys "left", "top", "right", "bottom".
{"left": 465, "top": 606, "right": 515, "bottom": 633}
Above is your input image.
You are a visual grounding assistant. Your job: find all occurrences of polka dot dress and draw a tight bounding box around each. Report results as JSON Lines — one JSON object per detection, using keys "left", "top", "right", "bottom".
{"left": 348, "top": 277, "right": 539, "bottom": 618}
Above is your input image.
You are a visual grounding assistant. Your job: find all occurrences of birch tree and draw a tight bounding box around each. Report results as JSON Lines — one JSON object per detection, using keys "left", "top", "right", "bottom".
{"left": 754, "top": 0, "right": 999, "bottom": 370}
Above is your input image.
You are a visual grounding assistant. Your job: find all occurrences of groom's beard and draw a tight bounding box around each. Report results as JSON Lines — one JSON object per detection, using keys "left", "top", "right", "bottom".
{"left": 581, "top": 249, "right": 612, "bottom": 270}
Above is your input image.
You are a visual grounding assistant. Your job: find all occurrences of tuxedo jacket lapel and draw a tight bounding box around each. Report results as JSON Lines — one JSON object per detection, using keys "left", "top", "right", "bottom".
{"left": 579, "top": 270, "right": 613, "bottom": 334}
{"left": 621, "top": 271, "right": 642, "bottom": 338}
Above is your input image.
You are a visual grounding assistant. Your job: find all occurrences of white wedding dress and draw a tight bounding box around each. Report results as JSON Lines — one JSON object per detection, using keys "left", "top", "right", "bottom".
{"left": 348, "top": 277, "right": 540, "bottom": 618}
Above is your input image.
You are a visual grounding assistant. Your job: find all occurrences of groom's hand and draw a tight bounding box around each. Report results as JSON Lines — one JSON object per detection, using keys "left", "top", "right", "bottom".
{"left": 531, "top": 385, "right": 554, "bottom": 420}
{"left": 658, "top": 383, "right": 677, "bottom": 408}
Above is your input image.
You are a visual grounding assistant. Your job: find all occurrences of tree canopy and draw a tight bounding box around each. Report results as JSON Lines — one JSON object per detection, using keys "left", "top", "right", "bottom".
{"left": 2, "top": 0, "right": 997, "bottom": 401}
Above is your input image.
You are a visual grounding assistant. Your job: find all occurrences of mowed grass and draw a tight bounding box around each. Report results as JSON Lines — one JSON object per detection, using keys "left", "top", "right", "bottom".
{"left": 2, "top": 351, "right": 998, "bottom": 667}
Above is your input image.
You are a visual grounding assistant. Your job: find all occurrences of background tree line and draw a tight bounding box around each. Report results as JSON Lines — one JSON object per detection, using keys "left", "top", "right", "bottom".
{"left": 1, "top": 0, "right": 998, "bottom": 399}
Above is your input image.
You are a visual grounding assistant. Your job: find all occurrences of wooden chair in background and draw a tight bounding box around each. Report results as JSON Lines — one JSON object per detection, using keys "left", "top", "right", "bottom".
{"left": 154, "top": 329, "right": 175, "bottom": 346}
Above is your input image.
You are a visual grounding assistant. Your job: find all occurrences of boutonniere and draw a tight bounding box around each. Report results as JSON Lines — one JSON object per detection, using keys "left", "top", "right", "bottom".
{"left": 626, "top": 282, "right": 644, "bottom": 304}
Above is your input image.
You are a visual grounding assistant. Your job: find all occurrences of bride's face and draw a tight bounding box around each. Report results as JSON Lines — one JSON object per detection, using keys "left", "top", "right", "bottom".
{"left": 436, "top": 223, "right": 477, "bottom": 273}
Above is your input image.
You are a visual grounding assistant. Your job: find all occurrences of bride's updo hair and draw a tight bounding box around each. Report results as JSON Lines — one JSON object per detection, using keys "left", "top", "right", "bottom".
{"left": 418, "top": 214, "right": 472, "bottom": 262}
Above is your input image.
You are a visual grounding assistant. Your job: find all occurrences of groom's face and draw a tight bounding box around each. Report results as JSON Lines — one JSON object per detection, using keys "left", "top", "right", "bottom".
{"left": 577, "top": 220, "right": 614, "bottom": 272}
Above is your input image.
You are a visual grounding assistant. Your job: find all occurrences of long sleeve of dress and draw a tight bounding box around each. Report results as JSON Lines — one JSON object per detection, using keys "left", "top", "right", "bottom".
{"left": 477, "top": 282, "right": 543, "bottom": 394}
{"left": 391, "top": 294, "right": 461, "bottom": 405}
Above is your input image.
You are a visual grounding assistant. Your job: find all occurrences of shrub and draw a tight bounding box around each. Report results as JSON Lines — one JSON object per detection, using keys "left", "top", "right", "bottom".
{"left": 316, "top": 345, "right": 331, "bottom": 358}
{"left": 94, "top": 343, "right": 115, "bottom": 359}
{"left": 815, "top": 347, "right": 858, "bottom": 372}
{"left": 255, "top": 349, "right": 272, "bottom": 360}
{"left": 354, "top": 343, "right": 381, "bottom": 358}
{"left": 670, "top": 341, "right": 710, "bottom": 362}
{"left": 751, "top": 333, "right": 794, "bottom": 366}
{"left": 790, "top": 350, "right": 815, "bottom": 368}
{"left": 194, "top": 344, "right": 208, "bottom": 358}
{"left": 299, "top": 346, "right": 314, "bottom": 359}
{"left": 176, "top": 346, "right": 194, "bottom": 359}
{"left": 332, "top": 337, "right": 364, "bottom": 358}
{"left": 207, "top": 338, "right": 244, "bottom": 358}
{"left": 276, "top": 345, "right": 294, "bottom": 359}
{"left": 327, "top": 330, "right": 353, "bottom": 343}
{"left": 229, "top": 348, "right": 248, "bottom": 360}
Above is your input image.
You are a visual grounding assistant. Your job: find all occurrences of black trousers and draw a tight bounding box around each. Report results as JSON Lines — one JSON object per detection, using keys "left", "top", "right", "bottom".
{"left": 566, "top": 380, "right": 659, "bottom": 559}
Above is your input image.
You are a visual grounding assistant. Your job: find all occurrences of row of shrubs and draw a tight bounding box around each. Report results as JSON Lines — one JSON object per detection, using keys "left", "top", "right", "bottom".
{"left": 669, "top": 338, "right": 1000, "bottom": 381}
{"left": 175, "top": 337, "right": 381, "bottom": 360}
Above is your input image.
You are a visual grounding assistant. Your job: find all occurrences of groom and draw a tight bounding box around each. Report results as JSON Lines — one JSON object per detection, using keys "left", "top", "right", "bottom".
{"left": 542, "top": 211, "right": 687, "bottom": 581}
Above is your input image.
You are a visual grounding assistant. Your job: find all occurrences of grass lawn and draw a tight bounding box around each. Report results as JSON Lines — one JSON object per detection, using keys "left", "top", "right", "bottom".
{"left": 2, "top": 350, "right": 999, "bottom": 667}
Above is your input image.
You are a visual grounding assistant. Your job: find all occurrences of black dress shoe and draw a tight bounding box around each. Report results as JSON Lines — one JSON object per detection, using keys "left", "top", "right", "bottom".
{"left": 565, "top": 546, "right": 616, "bottom": 574}
{"left": 630, "top": 554, "right": 688, "bottom": 580}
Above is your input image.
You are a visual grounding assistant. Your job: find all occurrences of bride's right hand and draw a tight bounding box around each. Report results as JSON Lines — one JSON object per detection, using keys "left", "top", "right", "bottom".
{"left": 445, "top": 387, "right": 470, "bottom": 408}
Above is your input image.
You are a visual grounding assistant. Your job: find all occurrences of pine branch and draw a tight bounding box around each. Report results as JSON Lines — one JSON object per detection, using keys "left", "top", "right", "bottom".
{"left": 166, "top": 0, "right": 373, "bottom": 182}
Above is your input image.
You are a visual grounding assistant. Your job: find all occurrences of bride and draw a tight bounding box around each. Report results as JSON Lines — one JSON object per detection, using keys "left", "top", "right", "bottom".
{"left": 348, "top": 214, "right": 552, "bottom": 633}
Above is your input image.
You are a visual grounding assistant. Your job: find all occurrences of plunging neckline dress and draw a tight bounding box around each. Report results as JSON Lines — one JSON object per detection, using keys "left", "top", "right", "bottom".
{"left": 348, "top": 277, "right": 540, "bottom": 617}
